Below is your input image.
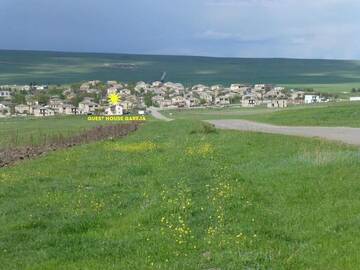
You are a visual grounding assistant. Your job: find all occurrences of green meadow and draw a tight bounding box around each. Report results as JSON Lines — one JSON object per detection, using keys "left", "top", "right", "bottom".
{"left": 0, "top": 116, "right": 114, "bottom": 148}
{"left": 161, "top": 102, "right": 360, "bottom": 127}
{"left": 1, "top": 119, "right": 360, "bottom": 269}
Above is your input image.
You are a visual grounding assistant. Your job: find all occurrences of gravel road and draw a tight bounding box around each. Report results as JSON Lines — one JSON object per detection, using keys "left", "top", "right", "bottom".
{"left": 208, "top": 119, "right": 360, "bottom": 146}
{"left": 150, "top": 107, "right": 173, "bottom": 121}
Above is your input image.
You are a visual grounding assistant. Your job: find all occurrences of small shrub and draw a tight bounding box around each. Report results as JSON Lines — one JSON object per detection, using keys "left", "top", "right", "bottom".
{"left": 190, "top": 123, "right": 217, "bottom": 135}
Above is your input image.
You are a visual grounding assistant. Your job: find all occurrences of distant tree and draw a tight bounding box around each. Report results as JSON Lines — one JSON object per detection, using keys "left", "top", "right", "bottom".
{"left": 230, "top": 95, "right": 241, "bottom": 104}
{"left": 12, "top": 93, "right": 26, "bottom": 105}
{"left": 96, "top": 82, "right": 107, "bottom": 91}
{"left": 36, "top": 93, "right": 50, "bottom": 105}
{"left": 200, "top": 99, "right": 207, "bottom": 105}
{"left": 144, "top": 93, "right": 154, "bottom": 107}
{"left": 70, "top": 96, "right": 82, "bottom": 106}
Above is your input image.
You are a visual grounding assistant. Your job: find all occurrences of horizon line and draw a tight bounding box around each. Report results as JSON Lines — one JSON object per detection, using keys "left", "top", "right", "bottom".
{"left": 0, "top": 48, "right": 358, "bottom": 62}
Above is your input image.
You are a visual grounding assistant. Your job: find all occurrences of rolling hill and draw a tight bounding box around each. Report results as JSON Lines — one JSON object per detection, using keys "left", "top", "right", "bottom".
{"left": 1, "top": 50, "right": 360, "bottom": 92}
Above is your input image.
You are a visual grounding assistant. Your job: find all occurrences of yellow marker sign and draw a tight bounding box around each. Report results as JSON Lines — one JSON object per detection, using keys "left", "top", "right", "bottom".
{"left": 108, "top": 93, "right": 121, "bottom": 105}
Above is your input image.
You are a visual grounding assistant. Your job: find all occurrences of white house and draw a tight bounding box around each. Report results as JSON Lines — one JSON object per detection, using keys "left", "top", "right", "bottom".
{"left": 267, "top": 99, "right": 288, "bottom": 108}
{"left": 0, "top": 90, "right": 11, "bottom": 99}
{"left": 211, "top": 85, "right": 223, "bottom": 91}
{"left": 242, "top": 94, "right": 258, "bottom": 107}
{"left": 192, "top": 84, "right": 209, "bottom": 92}
{"left": 152, "top": 81, "right": 163, "bottom": 87}
{"left": 350, "top": 97, "right": 360, "bottom": 102}
{"left": 215, "top": 95, "right": 230, "bottom": 105}
{"left": 33, "top": 106, "right": 55, "bottom": 117}
{"left": 230, "top": 84, "right": 244, "bottom": 91}
{"left": 119, "top": 89, "right": 131, "bottom": 95}
{"left": 171, "top": 96, "right": 186, "bottom": 106}
{"left": 185, "top": 97, "right": 200, "bottom": 108}
{"left": 105, "top": 105, "right": 123, "bottom": 115}
{"left": 304, "top": 95, "right": 321, "bottom": 104}
{"left": 78, "top": 100, "right": 99, "bottom": 114}
{"left": 199, "top": 92, "right": 213, "bottom": 104}
{"left": 15, "top": 104, "right": 31, "bottom": 115}
{"left": 107, "top": 87, "right": 118, "bottom": 95}
{"left": 0, "top": 104, "right": 10, "bottom": 116}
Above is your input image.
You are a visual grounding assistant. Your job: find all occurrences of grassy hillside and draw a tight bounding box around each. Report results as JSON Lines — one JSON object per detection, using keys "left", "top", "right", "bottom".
{"left": 2, "top": 50, "right": 360, "bottom": 93}
{"left": 162, "top": 102, "right": 360, "bottom": 127}
{"left": 0, "top": 116, "right": 114, "bottom": 148}
{"left": 240, "top": 102, "right": 360, "bottom": 127}
{"left": 1, "top": 120, "right": 360, "bottom": 269}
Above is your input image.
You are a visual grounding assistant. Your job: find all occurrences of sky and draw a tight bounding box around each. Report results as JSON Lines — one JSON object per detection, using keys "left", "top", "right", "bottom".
{"left": 1, "top": 0, "right": 360, "bottom": 59}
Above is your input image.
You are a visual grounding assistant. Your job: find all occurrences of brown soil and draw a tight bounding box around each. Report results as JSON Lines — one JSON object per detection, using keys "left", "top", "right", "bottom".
{"left": 0, "top": 123, "right": 141, "bottom": 168}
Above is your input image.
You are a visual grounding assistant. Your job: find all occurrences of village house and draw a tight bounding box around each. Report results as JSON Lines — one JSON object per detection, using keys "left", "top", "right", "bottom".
{"left": 105, "top": 104, "right": 123, "bottom": 115}
{"left": 171, "top": 96, "right": 186, "bottom": 107}
{"left": 33, "top": 106, "right": 55, "bottom": 117}
{"left": 350, "top": 97, "right": 360, "bottom": 102}
{"left": 164, "top": 82, "right": 185, "bottom": 93}
{"left": 119, "top": 89, "right": 132, "bottom": 96}
{"left": 78, "top": 99, "right": 99, "bottom": 114}
{"left": 48, "top": 97, "right": 65, "bottom": 113}
{"left": 135, "top": 81, "right": 149, "bottom": 93}
{"left": 185, "top": 97, "right": 200, "bottom": 108}
{"left": 107, "top": 80, "right": 118, "bottom": 86}
{"left": 15, "top": 104, "right": 31, "bottom": 115}
{"left": 21, "top": 85, "right": 31, "bottom": 91}
{"left": 58, "top": 104, "right": 79, "bottom": 115}
{"left": 192, "top": 84, "right": 209, "bottom": 92}
{"left": 211, "top": 85, "right": 223, "bottom": 91}
{"left": 80, "top": 83, "right": 90, "bottom": 92}
{"left": 121, "top": 100, "right": 134, "bottom": 111}
{"left": 33, "top": 85, "right": 48, "bottom": 91}
{"left": 264, "top": 89, "right": 287, "bottom": 100}
{"left": 86, "top": 88, "right": 101, "bottom": 94}
{"left": 267, "top": 99, "right": 288, "bottom": 108}
{"left": 242, "top": 94, "right": 258, "bottom": 107}
{"left": 215, "top": 95, "right": 230, "bottom": 105}
{"left": 152, "top": 81, "right": 163, "bottom": 87}
{"left": 88, "top": 80, "right": 101, "bottom": 87}
{"left": 0, "top": 103, "right": 10, "bottom": 116}
{"left": 304, "top": 95, "right": 321, "bottom": 104}
{"left": 230, "top": 84, "right": 245, "bottom": 91}
{"left": 107, "top": 87, "right": 118, "bottom": 95}
{"left": 289, "top": 91, "right": 305, "bottom": 104}
{"left": 159, "top": 99, "right": 173, "bottom": 108}
{"left": 0, "top": 90, "right": 11, "bottom": 100}
{"left": 254, "top": 84, "right": 272, "bottom": 92}
{"left": 198, "top": 92, "right": 213, "bottom": 104}
{"left": 152, "top": 95, "right": 165, "bottom": 106}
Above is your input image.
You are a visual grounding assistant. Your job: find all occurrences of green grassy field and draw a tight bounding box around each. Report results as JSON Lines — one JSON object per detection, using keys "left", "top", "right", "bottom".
{"left": 282, "top": 83, "right": 360, "bottom": 94}
{"left": 1, "top": 119, "right": 360, "bottom": 269}
{"left": 3, "top": 50, "right": 360, "bottom": 95}
{"left": 0, "top": 116, "right": 116, "bottom": 148}
{"left": 162, "top": 102, "right": 360, "bottom": 127}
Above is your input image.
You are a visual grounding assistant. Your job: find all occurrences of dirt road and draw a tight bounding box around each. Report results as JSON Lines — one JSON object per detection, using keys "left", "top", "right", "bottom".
{"left": 208, "top": 119, "right": 360, "bottom": 146}
{"left": 150, "top": 107, "right": 173, "bottom": 121}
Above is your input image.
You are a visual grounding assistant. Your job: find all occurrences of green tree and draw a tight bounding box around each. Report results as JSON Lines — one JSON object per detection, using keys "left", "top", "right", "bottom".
{"left": 144, "top": 93, "right": 154, "bottom": 107}
{"left": 12, "top": 93, "right": 26, "bottom": 105}
{"left": 36, "top": 93, "right": 50, "bottom": 105}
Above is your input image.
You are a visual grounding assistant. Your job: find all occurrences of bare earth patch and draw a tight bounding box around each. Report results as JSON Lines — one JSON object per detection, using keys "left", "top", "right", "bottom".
{"left": 0, "top": 123, "right": 141, "bottom": 168}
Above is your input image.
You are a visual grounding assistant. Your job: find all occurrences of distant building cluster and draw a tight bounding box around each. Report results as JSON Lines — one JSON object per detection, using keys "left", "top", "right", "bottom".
{"left": 0, "top": 80, "right": 332, "bottom": 117}
{"left": 134, "top": 81, "right": 323, "bottom": 109}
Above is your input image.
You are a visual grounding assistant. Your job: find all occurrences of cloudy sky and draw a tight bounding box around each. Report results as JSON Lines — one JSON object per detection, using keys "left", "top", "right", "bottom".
{"left": 1, "top": 0, "right": 360, "bottom": 59}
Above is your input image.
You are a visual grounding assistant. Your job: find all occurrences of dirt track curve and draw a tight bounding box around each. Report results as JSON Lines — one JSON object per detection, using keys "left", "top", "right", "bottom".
{"left": 207, "top": 119, "right": 360, "bottom": 146}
